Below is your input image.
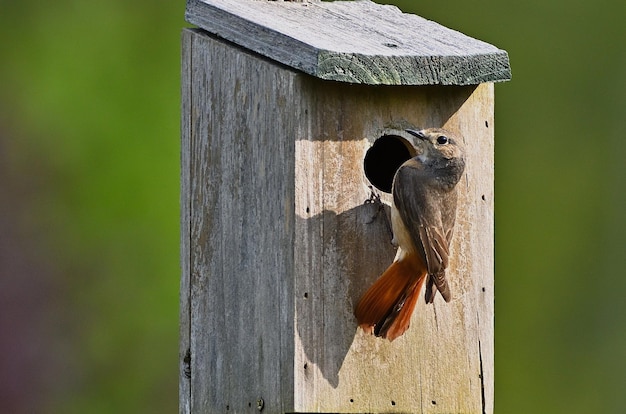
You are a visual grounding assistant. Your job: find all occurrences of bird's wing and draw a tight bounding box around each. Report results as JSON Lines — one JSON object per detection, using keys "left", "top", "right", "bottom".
{"left": 393, "top": 164, "right": 452, "bottom": 301}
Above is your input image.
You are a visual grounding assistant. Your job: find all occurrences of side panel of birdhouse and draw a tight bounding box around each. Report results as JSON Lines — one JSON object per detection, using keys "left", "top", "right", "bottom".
{"left": 181, "top": 29, "right": 300, "bottom": 414}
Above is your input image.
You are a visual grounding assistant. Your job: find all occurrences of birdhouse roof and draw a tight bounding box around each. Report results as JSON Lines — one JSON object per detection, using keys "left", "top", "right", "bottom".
{"left": 185, "top": 0, "right": 511, "bottom": 86}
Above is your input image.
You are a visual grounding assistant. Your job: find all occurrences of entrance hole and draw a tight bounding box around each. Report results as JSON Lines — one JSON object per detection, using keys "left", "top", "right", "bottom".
{"left": 363, "top": 135, "right": 416, "bottom": 193}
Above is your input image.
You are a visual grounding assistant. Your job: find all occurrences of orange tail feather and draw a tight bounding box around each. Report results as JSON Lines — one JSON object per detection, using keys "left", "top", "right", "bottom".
{"left": 354, "top": 252, "right": 427, "bottom": 341}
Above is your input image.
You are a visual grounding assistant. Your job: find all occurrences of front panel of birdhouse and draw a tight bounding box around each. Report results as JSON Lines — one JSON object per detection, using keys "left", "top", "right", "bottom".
{"left": 293, "top": 82, "right": 494, "bottom": 413}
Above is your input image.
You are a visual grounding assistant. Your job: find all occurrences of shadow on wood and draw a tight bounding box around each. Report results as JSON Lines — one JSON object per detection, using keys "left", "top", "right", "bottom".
{"left": 295, "top": 202, "right": 395, "bottom": 388}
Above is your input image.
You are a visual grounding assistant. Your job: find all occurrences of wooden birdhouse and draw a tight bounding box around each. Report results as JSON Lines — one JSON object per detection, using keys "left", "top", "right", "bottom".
{"left": 180, "top": 0, "right": 511, "bottom": 413}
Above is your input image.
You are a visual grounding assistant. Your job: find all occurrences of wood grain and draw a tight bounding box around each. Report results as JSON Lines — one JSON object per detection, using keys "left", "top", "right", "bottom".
{"left": 181, "top": 26, "right": 495, "bottom": 413}
{"left": 185, "top": 0, "right": 511, "bottom": 85}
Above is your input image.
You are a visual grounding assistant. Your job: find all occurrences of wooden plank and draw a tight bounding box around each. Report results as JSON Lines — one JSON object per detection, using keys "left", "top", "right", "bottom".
{"left": 185, "top": 0, "right": 511, "bottom": 85}
{"left": 184, "top": 28, "right": 298, "bottom": 413}
{"left": 291, "top": 81, "right": 494, "bottom": 413}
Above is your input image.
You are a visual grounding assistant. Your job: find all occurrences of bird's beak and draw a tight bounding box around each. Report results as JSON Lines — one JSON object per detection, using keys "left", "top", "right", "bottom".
{"left": 405, "top": 129, "right": 427, "bottom": 140}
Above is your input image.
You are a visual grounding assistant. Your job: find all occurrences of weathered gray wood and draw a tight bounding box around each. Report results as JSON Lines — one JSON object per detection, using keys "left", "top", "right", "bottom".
{"left": 183, "top": 28, "right": 298, "bottom": 414}
{"left": 181, "top": 27, "right": 495, "bottom": 413}
{"left": 185, "top": 0, "right": 511, "bottom": 85}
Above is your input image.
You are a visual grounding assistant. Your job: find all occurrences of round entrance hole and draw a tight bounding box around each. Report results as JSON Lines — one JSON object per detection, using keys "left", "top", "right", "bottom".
{"left": 364, "top": 135, "right": 416, "bottom": 193}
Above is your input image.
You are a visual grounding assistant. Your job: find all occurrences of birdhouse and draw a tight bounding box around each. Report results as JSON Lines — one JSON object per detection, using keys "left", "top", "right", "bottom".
{"left": 179, "top": 1, "right": 511, "bottom": 413}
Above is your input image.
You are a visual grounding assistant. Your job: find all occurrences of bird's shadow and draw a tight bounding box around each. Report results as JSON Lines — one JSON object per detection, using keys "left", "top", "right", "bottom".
{"left": 294, "top": 200, "right": 396, "bottom": 388}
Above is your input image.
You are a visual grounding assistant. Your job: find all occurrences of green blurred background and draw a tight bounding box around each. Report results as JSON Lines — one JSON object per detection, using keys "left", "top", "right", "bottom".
{"left": 1, "top": 0, "right": 624, "bottom": 413}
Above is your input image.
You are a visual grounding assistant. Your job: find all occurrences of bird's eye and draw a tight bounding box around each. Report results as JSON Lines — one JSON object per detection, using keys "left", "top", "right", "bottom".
{"left": 436, "top": 135, "right": 449, "bottom": 145}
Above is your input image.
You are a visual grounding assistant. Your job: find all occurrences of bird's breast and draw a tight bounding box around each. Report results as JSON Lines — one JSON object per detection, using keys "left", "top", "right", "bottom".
{"left": 390, "top": 202, "right": 416, "bottom": 260}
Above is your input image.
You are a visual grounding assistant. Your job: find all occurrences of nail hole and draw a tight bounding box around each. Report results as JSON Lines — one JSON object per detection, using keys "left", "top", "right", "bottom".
{"left": 226, "top": 405, "right": 230, "bottom": 410}
{"left": 384, "top": 42, "right": 398, "bottom": 48}
{"left": 304, "top": 363, "right": 308, "bottom": 370}
{"left": 481, "top": 194, "right": 486, "bottom": 201}
{"left": 485, "top": 120, "right": 489, "bottom": 128}
{"left": 482, "top": 287, "right": 486, "bottom": 292}
{"left": 306, "top": 206, "right": 310, "bottom": 213}
{"left": 303, "top": 292, "right": 308, "bottom": 299}
{"left": 349, "top": 398, "right": 354, "bottom": 403}
{"left": 391, "top": 400, "right": 396, "bottom": 406}
{"left": 432, "top": 400, "right": 437, "bottom": 405}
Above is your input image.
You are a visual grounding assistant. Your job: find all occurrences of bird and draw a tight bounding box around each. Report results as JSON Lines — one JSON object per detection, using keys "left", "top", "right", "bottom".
{"left": 354, "top": 128, "right": 466, "bottom": 341}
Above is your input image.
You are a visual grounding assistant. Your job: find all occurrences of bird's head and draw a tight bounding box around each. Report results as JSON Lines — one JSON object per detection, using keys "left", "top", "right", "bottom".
{"left": 406, "top": 128, "right": 465, "bottom": 164}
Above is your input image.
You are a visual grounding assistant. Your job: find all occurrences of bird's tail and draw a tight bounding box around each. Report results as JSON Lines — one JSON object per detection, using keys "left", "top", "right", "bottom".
{"left": 354, "top": 252, "right": 427, "bottom": 341}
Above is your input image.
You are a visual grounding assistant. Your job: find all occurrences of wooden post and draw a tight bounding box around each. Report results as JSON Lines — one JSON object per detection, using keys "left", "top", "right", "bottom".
{"left": 180, "top": 1, "right": 510, "bottom": 413}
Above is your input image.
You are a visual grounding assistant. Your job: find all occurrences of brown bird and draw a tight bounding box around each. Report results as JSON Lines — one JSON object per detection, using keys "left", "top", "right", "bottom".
{"left": 355, "top": 128, "right": 465, "bottom": 341}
